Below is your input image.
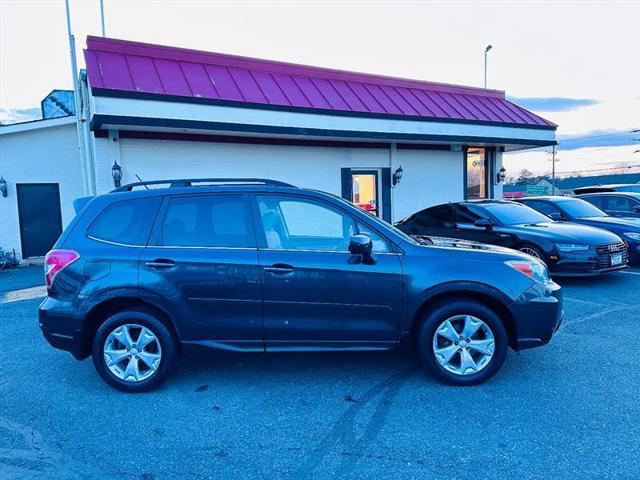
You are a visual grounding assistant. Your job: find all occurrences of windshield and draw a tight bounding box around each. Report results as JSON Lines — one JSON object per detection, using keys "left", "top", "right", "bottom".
{"left": 482, "top": 203, "right": 552, "bottom": 225}
{"left": 558, "top": 198, "right": 607, "bottom": 218}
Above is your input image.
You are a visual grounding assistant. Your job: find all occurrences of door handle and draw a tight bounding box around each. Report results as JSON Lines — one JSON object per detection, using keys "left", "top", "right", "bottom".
{"left": 145, "top": 259, "right": 176, "bottom": 269}
{"left": 263, "top": 263, "right": 294, "bottom": 274}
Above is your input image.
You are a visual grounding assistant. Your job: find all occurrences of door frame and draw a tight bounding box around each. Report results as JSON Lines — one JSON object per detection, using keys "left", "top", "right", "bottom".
{"left": 341, "top": 167, "right": 392, "bottom": 222}
{"left": 16, "top": 183, "right": 63, "bottom": 258}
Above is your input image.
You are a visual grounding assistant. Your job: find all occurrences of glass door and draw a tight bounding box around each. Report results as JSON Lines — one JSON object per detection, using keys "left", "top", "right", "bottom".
{"left": 351, "top": 170, "right": 380, "bottom": 217}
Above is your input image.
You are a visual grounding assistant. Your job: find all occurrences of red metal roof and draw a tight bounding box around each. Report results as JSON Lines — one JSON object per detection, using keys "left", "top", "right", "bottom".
{"left": 85, "top": 36, "right": 555, "bottom": 129}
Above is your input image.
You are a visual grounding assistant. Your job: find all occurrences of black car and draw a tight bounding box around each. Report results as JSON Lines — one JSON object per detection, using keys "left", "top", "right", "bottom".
{"left": 573, "top": 184, "right": 640, "bottom": 195}
{"left": 518, "top": 196, "right": 640, "bottom": 264}
{"left": 396, "top": 200, "right": 628, "bottom": 276}
{"left": 40, "top": 178, "right": 563, "bottom": 392}
{"left": 577, "top": 192, "right": 640, "bottom": 218}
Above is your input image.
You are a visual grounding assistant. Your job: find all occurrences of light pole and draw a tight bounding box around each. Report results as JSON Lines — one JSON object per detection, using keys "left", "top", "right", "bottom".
{"left": 484, "top": 45, "right": 492, "bottom": 89}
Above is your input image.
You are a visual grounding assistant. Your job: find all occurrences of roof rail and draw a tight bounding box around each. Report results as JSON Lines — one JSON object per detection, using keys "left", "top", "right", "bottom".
{"left": 111, "top": 178, "right": 295, "bottom": 192}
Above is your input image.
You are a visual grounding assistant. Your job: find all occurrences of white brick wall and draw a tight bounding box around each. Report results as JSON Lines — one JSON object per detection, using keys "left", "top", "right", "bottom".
{"left": 0, "top": 122, "right": 83, "bottom": 260}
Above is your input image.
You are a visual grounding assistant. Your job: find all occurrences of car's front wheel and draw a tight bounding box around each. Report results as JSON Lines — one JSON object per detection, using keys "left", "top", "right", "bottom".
{"left": 417, "top": 300, "right": 508, "bottom": 386}
{"left": 92, "top": 309, "right": 176, "bottom": 393}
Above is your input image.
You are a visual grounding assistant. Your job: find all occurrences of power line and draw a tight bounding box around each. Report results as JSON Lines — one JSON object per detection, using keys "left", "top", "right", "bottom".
{"left": 553, "top": 164, "right": 640, "bottom": 175}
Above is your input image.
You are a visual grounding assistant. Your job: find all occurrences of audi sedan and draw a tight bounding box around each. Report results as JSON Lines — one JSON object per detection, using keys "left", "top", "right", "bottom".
{"left": 396, "top": 200, "right": 628, "bottom": 276}
{"left": 518, "top": 196, "right": 640, "bottom": 264}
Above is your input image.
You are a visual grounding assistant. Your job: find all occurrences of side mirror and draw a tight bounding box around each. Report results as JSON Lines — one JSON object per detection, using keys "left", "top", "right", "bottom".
{"left": 547, "top": 212, "right": 563, "bottom": 221}
{"left": 633, "top": 205, "right": 640, "bottom": 213}
{"left": 473, "top": 218, "right": 492, "bottom": 229}
{"left": 349, "top": 234, "right": 376, "bottom": 264}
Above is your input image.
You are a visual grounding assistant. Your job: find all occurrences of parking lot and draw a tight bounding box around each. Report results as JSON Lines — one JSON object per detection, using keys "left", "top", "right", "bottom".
{"left": 1, "top": 266, "right": 639, "bottom": 479}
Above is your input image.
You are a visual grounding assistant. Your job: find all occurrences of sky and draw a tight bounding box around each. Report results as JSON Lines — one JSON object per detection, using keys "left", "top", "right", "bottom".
{"left": 1, "top": 0, "right": 638, "bottom": 179}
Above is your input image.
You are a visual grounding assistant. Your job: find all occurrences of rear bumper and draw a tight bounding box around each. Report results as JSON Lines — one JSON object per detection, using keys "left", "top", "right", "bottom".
{"left": 509, "top": 282, "right": 564, "bottom": 350}
{"left": 39, "top": 296, "right": 86, "bottom": 359}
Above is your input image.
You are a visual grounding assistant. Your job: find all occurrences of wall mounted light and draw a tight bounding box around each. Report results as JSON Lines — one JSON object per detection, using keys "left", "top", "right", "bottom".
{"left": 497, "top": 166, "right": 506, "bottom": 184}
{"left": 0, "top": 177, "right": 7, "bottom": 197}
{"left": 392, "top": 165, "right": 404, "bottom": 186}
{"left": 111, "top": 161, "right": 122, "bottom": 188}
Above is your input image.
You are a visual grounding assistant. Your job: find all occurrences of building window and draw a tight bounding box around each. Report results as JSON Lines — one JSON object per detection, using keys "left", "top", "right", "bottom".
{"left": 466, "top": 147, "right": 488, "bottom": 199}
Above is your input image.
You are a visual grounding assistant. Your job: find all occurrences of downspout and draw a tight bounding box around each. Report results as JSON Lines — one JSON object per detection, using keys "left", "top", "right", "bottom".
{"left": 79, "top": 70, "right": 97, "bottom": 195}
{"left": 389, "top": 141, "right": 397, "bottom": 222}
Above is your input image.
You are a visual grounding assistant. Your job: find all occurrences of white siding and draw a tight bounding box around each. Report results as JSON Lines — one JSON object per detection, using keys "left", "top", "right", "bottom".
{"left": 110, "top": 137, "right": 464, "bottom": 222}
{"left": 0, "top": 123, "right": 83, "bottom": 259}
{"left": 394, "top": 149, "right": 464, "bottom": 220}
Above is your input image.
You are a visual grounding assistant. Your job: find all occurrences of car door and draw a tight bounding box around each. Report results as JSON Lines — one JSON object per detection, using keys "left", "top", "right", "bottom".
{"left": 139, "top": 193, "right": 263, "bottom": 350}
{"left": 401, "top": 204, "right": 456, "bottom": 237}
{"left": 253, "top": 193, "right": 403, "bottom": 349}
{"left": 453, "top": 204, "right": 509, "bottom": 246}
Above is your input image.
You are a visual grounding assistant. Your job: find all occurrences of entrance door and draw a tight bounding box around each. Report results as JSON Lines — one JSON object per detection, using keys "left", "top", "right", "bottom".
{"left": 16, "top": 183, "right": 62, "bottom": 258}
{"left": 341, "top": 168, "right": 392, "bottom": 222}
{"left": 351, "top": 170, "right": 380, "bottom": 216}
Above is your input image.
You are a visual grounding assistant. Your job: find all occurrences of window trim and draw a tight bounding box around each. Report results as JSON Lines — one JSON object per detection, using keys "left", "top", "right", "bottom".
{"left": 463, "top": 146, "right": 490, "bottom": 200}
{"left": 250, "top": 192, "right": 397, "bottom": 254}
{"left": 148, "top": 192, "right": 257, "bottom": 249}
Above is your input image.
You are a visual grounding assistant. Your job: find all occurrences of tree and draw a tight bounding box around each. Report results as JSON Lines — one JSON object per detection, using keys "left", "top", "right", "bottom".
{"left": 516, "top": 169, "right": 534, "bottom": 183}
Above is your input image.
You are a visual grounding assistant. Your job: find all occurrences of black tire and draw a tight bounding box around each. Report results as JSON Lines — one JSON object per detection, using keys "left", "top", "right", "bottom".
{"left": 416, "top": 300, "right": 508, "bottom": 386}
{"left": 517, "top": 244, "right": 544, "bottom": 261}
{"left": 92, "top": 309, "right": 176, "bottom": 393}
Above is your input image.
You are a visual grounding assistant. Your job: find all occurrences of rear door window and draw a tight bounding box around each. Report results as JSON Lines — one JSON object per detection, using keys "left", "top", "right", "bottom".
{"left": 160, "top": 194, "right": 253, "bottom": 248}
{"left": 88, "top": 197, "right": 161, "bottom": 246}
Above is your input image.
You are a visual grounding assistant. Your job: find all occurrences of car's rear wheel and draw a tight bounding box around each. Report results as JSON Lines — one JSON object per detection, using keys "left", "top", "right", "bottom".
{"left": 92, "top": 309, "right": 176, "bottom": 393}
{"left": 417, "top": 300, "right": 508, "bottom": 386}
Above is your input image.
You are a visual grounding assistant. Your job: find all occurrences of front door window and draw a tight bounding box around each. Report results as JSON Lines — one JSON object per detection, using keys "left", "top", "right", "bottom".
{"left": 351, "top": 171, "right": 379, "bottom": 216}
{"left": 466, "top": 147, "right": 488, "bottom": 199}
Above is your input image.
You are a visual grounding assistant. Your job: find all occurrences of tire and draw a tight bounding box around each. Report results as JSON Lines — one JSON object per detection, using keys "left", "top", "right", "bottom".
{"left": 518, "top": 244, "right": 544, "bottom": 261}
{"left": 92, "top": 309, "right": 176, "bottom": 393}
{"left": 417, "top": 300, "right": 508, "bottom": 386}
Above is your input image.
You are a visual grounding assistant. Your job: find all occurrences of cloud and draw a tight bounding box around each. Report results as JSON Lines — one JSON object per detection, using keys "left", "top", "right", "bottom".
{"left": 0, "top": 107, "right": 41, "bottom": 125}
{"left": 557, "top": 130, "right": 637, "bottom": 150}
{"left": 507, "top": 96, "right": 600, "bottom": 112}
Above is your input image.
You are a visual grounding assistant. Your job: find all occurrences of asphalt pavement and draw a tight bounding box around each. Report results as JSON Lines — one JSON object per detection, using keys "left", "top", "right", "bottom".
{"left": 1, "top": 266, "right": 639, "bottom": 479}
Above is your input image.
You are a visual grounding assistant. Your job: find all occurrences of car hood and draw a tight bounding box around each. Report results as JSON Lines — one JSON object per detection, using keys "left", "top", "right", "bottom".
{"left": 508, "top": 221, "right": 622, "bottom": 244}
{"left": 414, "top": 236, "right": 536, "bottom": 262}
{"left": 578, "top": 216, "right": 640, "bottom": 231}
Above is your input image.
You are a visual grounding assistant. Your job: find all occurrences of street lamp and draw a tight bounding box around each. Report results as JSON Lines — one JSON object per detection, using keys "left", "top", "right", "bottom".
{"left": 484, "top": 44, "right": 492, "bottom": 89}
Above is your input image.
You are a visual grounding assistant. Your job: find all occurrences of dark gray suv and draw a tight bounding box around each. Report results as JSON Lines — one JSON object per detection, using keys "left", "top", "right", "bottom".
{"left": 39, "top": 179, "right": 563, "bottom": 392}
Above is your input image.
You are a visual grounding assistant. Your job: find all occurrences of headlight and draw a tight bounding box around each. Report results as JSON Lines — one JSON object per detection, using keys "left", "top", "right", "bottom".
{"left": 505, "top": 260, "right": 551, "bottom": 285}
{"left": 623, "top": 232, "right": 640, "bottom": 241}
{"left": 556, "top": 243, "right": 590, "bottom": 252}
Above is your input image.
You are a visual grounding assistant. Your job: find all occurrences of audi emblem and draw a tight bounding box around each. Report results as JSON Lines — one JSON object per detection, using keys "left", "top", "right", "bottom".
{"left": 608, "top": 244, "right": 622, "bottom": 252}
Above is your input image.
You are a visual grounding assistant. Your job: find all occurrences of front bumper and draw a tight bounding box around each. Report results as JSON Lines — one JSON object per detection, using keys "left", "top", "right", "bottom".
{"left": 39, "top": 296, "right": 86, "bottom": 359}
{"left": 509, "top": 281, "right": 564, "bottom": 350}
{"left": 548, "top": 242, "right": 629, "bottom": 276}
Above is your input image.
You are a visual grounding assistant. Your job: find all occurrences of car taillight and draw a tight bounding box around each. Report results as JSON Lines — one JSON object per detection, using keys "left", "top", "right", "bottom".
{"left": 44, "top": 250, "right": 79, "bottom": 288}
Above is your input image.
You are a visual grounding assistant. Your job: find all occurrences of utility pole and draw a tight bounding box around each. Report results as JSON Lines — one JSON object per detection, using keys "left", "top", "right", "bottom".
{"left": 65, "top": 0, "right": 89, "bottom": 195}
{"left": 484, "top": 45, "right": 492, "bottom": 89}
{"left": 100, "top": 0, "right": 106, "bottom": 37}
{"left": 547, "top": 145, "right": 560, "bottom": 195}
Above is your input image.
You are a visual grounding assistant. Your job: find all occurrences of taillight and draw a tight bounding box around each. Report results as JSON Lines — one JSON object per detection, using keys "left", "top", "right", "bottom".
{"left": 44, "top": 250, "right": 79, "bottom": 288}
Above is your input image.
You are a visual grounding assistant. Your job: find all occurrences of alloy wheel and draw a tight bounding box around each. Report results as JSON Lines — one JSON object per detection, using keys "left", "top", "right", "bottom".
{"left": 432, "top": 315, "right": 495, "bottom": 376}
{"left": 519, "top": 247, "right": 541, "bottom": 259}
{"left": 103, "top": 324, "right": 162, "bottom": 382}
